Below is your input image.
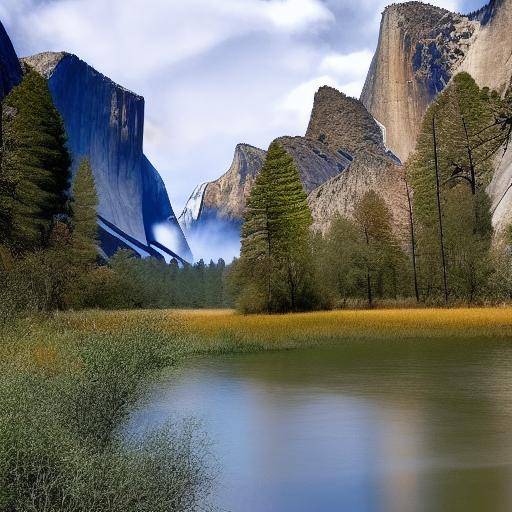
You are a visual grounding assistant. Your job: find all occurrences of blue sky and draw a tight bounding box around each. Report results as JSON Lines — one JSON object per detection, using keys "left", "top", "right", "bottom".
{"left": 1, "top": 0, "right": 486, "bottom": 213}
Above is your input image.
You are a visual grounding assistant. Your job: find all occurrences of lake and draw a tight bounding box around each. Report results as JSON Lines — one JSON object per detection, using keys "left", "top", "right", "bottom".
{"left": 128, "top": 339, "right": 512, "bottom": 511}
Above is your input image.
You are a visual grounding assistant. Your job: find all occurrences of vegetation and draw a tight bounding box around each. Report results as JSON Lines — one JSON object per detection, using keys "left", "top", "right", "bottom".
{"left": 0, "top": 319, "right": 214, "bottom": 512}
{"left": 0, "top": 71, "right": 71, "bottom": 252}
{"left": 233, "top": 141, "right": 321, "bottom": 313}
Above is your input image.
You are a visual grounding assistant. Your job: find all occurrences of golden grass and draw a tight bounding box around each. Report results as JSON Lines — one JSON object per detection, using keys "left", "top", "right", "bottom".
{"left": 47, "top": 306, "right": 512, "bottom": 355}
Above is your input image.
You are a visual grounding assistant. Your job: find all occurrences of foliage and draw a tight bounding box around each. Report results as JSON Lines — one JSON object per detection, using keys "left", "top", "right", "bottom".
{"left": 0, "top": 71, "right": 71, "bottom": 252}
{"left": 236, "top": 141, "right": 321, "bottom": 313}
{"left": 407, "top": 72, "right": 501, "bottom": 302}
{"left": 70, "top": 159, "right": 98, "bottom": 267}
{"left": 0, "top": 325, "right": 214, "bottom": 512}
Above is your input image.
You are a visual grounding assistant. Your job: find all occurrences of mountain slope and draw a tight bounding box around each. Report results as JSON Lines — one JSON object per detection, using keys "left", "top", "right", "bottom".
{"left": 23, "top": 52, "right": 192, "bottom": 263}
{"left": 306, "top": 86, "right": 406, "bottom": 233}
{"left": 0, "top": 20, "right": 22, "bottom": 99}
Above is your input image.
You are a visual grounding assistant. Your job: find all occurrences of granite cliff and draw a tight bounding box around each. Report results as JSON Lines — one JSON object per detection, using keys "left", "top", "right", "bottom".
{"left": 0, "top": 21, "right": 22, "bottom": 99}
{"left": 23, "top": 52, "right": 192, "bottom": 263}
{"left": 361, "top": 0, "right": 512, "bottom": 162}
{"left": 361, "top": 0, "right": 512, "bottom": 231}
{"left": 306, "top": 86, "right": 406, "bottom": 233}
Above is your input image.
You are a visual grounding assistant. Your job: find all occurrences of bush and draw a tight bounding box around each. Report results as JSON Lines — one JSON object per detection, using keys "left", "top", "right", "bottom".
{"left": 0, "top": 327, "right": 214, "bottom": 511}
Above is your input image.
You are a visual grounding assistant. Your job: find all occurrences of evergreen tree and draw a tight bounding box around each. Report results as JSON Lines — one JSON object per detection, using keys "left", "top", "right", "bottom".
{"left": 70, "top": 159, "right": 98, "bottom": 266}
{"left": 0, "top": 71, "right": 71, "bottom": 252}
{"left": 237, "top": 141, "right": 316, "bottom": 313}
{"left": 408, "top": 72, "right": 499, "bottom": 301}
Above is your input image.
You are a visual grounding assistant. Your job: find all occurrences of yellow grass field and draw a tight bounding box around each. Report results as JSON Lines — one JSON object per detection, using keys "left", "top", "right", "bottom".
{"left": 48, "top": 307, "right": 512, "bottom": 355}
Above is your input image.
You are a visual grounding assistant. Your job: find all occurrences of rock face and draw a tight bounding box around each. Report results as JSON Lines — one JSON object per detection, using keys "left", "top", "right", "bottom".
{"left": 360, "top": 2, "right": 479, "bottom": 162}
{"left": 199, "top": 143, "right": 267, "bottom": 224}
{"left": 0, "top": 20, "right": 22, "bottom": 99}
{"left": 23, "top": 52, "right": 191, "bottom": 263}
{"left": 180, "top": 136, "right": 349, "bottom": 234}
{"left": 306, "top": 87, "right": 406, "bottom": 233}
{"left": 361, "top": 0, "right": 512, "bottom": 231}
{"left": 460, "top": 0, "right": 512, "bottom": 95}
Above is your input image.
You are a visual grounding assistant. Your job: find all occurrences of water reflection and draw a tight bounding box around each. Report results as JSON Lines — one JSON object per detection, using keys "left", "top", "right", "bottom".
{"left": 128, "top": 340, "right": 512, "bottom": 512}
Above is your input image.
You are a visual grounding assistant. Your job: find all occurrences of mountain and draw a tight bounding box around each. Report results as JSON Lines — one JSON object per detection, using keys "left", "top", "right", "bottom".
{"left": 179, "top": 143, "right": 266, "bottom": 234}
{"left": 22, "top": 52, "right": 192, "bottom": 263}
{"left": 361, "top": 0, "right": 512, "bottom": 162}
{"left": 361, "top": 0, "right": 512, "bottom": 231}
{"left": 179, "top": 137, "right": 349, "bottom": 238}
{"left": 0, "top": 20, "right": 22, "bottom": 98}
{"left": 306, "top": 86, "right": 406, "bottom": 233}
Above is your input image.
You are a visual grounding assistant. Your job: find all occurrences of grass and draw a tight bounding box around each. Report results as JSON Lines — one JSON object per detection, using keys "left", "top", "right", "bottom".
{"left": 45, "top": 306, "right": 512, "bottom": 356}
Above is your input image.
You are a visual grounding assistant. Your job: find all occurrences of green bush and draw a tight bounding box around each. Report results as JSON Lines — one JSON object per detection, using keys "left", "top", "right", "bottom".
{"left": 0, "top": 327, "right": 214, "bottom": 511}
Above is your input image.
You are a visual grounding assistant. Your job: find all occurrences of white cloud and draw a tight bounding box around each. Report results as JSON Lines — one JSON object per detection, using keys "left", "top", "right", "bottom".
{"left": 13, "top": 0, "right": 333, "bottom": 80}
{"left": 320, "top": 50, "right": 373, "bottom": 80}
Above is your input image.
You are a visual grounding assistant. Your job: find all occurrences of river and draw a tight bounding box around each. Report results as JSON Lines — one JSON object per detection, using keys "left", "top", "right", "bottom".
{"left": 128, "top": 339, "right": 512, "bottom": 511}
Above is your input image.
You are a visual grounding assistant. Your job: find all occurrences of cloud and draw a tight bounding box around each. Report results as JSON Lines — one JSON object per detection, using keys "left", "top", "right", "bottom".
{"left": 278, "top": 49, "right": 373, "bottom": 127}
{"left": 10, "top": 0, "right": 333, "bottom": 80}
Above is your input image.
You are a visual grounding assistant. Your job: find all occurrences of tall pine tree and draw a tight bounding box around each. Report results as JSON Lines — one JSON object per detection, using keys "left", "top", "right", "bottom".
{"left": 238, "top": 141, "right": 316, "bottom": 313}
{"left": 0, "top": 71, "right": 71, "bottom": 252}
{"left": 70, "top": 159, "right": 98, "bottom": 266}
{"left": 408, "top": 72, "right": 498, "bottom": 301}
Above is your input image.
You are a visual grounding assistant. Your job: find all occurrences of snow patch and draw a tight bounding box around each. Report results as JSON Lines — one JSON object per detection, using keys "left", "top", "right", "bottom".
{"left": 178, "top": 182, "right": 208, "bottom": 231}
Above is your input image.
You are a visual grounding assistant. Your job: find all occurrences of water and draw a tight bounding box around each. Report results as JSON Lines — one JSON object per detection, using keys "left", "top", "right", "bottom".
{"left": 129, "top": 340, "right": 512, "bottom": 511}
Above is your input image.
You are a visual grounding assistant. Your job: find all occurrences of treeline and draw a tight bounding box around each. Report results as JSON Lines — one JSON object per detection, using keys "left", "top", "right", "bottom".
{"left": 231, "top": 73, "right": 512, "bottom": 313}
{"left": 0, "top": 70, "right": 231, "bottom": 321}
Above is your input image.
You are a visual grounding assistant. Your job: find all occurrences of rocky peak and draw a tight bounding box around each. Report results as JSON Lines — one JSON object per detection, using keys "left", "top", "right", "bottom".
{"left": 199, "top": 143, "right": 267, "bottom": 222}
{"left": 306, "top": 86, "right": 385, "bottom": 155}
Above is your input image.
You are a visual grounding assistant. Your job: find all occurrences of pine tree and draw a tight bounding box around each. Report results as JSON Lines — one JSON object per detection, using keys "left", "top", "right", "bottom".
{"left": 238, "top": 141, "right": 315, "bottom": 312}
{"left": 70, "top": 159, "right": 98, "bottom": 266}
{"left": 408, "top": 72, "right": 498, "bottom": 301}
{"left": 0, "top": 71, "right": 71, "bottom": 252}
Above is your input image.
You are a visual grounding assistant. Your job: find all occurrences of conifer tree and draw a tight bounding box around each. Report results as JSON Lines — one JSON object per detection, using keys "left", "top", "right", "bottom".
{"left": 409, "top": 72, "right": 497, "bottom": 301}
{"left": 70, "top": 159, "right": 98, "bottom": 266}
{"left": 0, "top": 71, "right": 71, "bottom": 252}
{"left": 238, "top": 141, "right": 316, "bottom": 312}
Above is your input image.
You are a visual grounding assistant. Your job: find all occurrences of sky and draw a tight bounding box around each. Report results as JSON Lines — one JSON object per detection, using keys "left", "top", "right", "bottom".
{"left": 1, "top": 0, "right": 485, "bottom": 214}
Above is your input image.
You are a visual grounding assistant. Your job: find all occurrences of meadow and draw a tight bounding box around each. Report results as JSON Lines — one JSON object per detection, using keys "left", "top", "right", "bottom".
{"left": 2, "top": 306, "right": 512, "bottom": 511}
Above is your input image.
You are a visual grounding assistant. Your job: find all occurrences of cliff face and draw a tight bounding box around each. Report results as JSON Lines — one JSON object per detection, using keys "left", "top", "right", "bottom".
{"left": 360, "top": 0, "right": 512, "bottom": 232}
{"left": 0, "top": 20, "right": 22, "bottom": 99}
{"left": 179, "top": 135, "right": 349, "bottom": 236}
{"left": 306, "top": 86, "right": 406, "bottom": 233}
{"left": 23, "top": 52, "right": 191, "bottom": 263}
{"left": 460, "top": 0, "right": 512, "bottom": 95}
{"left": 360, "top": 2, "right": 478, "bottom": 162}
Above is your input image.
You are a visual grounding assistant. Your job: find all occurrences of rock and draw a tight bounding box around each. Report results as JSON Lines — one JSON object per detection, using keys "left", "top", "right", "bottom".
{"left": 459, "top": 0, "right": 512, "bottom": 96}
{"left": 0, "top": 19, "right": 22, "bottom": 99}
{"left": 360, "top": 2, "right": 479, "bottom": 162}
{"left": 306, "top": 86, "right": 406, "bottom": 234}
{"left": 275, "top": 136, "right": 351, "bottom": 193}
{"left": 23, "top": 52, "right": 191, "bottom": 263}
{"left": 180, "top": 136, "right": 348, "bottom": 235}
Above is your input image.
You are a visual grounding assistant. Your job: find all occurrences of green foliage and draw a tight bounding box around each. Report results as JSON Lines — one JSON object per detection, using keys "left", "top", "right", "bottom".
{"left": 236, "top": 141, "right": 320, "bottom": 313}
{"left": 408, "top": 72, "right": 501, "bottom": 302}
{"left": 0, "top": 327, "right": 213, "bottom": 511}
{"left": 70, "top": 159, "right": 98, "bottom": 267}
{"left": 0, "top": 71, "right": 71, "bottom": 252}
